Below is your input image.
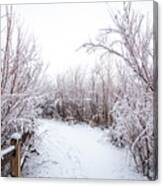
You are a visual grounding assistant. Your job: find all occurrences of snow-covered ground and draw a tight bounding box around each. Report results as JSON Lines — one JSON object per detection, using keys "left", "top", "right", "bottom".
{"left": 22, "top": 119, "right": 145, "bottom": 180}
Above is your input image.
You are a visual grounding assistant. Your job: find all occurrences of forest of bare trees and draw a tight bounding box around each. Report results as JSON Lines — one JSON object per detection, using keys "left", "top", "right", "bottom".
{"left": 1, "top": 2, "right": 157, "bottom": 180}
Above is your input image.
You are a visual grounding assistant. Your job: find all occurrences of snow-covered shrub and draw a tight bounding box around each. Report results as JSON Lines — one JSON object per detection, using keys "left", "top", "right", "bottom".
{"left": 108, "top": 126, "right": 126, "bottom": 148}
{"left": 37, "top": 95, "right": 56, "bottom": 119}
{"left": 110, "top": 82, "right": 155, "bottom": 179}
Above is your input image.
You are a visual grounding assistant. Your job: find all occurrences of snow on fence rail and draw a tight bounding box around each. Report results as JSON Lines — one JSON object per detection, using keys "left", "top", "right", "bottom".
{"left": 1, "top": 131, "right": 32, "bottom": 177}
{"left": 1, "top": 146, "right": 15, "bottom": 159}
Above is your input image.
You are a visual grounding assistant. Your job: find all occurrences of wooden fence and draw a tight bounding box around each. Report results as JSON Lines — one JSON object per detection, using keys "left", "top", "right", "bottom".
{"left": 1, "top": 131, "right": 32, "bottom": 177}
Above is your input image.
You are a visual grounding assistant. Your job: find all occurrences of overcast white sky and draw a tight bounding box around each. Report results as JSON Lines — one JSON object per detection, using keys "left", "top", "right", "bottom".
{"left": 2, "top": 1, "right": 153, "bottom": 78}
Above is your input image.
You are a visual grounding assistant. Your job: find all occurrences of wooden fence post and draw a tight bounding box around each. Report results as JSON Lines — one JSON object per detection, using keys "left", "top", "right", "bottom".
{"left": 10, "top": 133, "right": 21, "bottom": 177}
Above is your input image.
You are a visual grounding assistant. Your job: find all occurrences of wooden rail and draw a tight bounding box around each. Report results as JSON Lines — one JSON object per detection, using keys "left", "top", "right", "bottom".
{"left": 1, "top": 132, "right": 32, "bottom": 177}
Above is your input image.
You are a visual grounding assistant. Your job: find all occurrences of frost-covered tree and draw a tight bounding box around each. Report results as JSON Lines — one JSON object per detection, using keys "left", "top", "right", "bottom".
{"left": 82, "top": 2, "right": 153, "bottom": 92}
{"left": 1, "top": 6, "right": 44, "bottom": 147}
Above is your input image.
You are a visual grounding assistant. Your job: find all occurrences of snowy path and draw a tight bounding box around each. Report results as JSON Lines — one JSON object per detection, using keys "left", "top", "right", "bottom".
{"left": 22, "top": 119, "right": 145, "bottom": 180}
